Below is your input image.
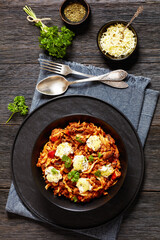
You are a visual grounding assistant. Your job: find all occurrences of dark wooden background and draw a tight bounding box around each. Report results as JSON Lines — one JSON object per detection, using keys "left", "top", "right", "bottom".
{"left": 0, "top": 0, "right": 160, "bottom": 239}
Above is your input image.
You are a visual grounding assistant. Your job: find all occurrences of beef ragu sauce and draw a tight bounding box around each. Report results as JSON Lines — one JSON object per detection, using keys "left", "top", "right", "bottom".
{"left": 37, "top": 122, "right": 121, "bottom": 203}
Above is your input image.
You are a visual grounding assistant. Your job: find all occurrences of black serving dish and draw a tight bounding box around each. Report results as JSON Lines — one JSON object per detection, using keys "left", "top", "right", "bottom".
{"left": 11, "top": 95, "right": 144, "bottom": 229}
{"left": 97, "top": 20, "right": 138, "bottom": 61}
{"left": 60, "top": 0, "right": 90, "bottom": 26}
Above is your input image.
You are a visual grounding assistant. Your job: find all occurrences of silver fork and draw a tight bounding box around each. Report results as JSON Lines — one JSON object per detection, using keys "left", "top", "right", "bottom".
{"left": 39, "top": 59, "right": 93, "bottom": 77}
{"left": 39, "top": 59, "right": 128, "bottom": 88}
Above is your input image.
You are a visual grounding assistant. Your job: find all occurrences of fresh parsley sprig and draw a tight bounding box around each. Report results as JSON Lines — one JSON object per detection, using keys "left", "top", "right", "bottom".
{"left": 68, "top": 170, "right": 80, "bottom": 182}
{"left": 6, "top": 96, "right": 28, "bottom": 123}
{"left": 98, "top": 152, "right": 103, "bottom": 158}
{"left": 51, "top": 168, "right": 58, "bottom": 175}
{"left": 72, "top": 196, "right": 78, "bottom": 202}
{"left": 75, "top": 136, "right": 84, "bottom": 143}
{"left": 23, "top": 6, "right": 75, "bottom": 58}
{"left": 88, "top": 155, "right": 94, "bottom": 162}
{"left": 62, "top": 155, "right": 72, "bottom": 168}
{"left": 94, "top": 170, "right": 101, "bottom": 177}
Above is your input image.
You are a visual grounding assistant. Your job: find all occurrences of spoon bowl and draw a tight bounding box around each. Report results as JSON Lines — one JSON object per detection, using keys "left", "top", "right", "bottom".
{"left": 36, "top": 69, "right": 128, "bottom": 96}
{"left": 37, "top": 75, "right": 69, "bottom": 96}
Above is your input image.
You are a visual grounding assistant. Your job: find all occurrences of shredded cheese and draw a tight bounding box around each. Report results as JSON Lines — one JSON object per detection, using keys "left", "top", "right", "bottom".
{"left": 100, "top": 23, "right": 136, "bottom": 57}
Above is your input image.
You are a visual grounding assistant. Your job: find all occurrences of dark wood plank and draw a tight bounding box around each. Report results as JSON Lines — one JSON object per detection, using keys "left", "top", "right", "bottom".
{"left": 0, "top": 0, "right": 157, "bottom": 7}
{"left": 0, "top": 153, "right": 12, "bottom": 189}
{"left": 0, "top": 125, "right": 20, "bottom": 153}
{"left": 0, "top": 3, "right": 160, "bottom": 64}
{"left": 143, "top": 128, "right": 160, "bottom": 191}
{"left": 118, "top": 191, "right": 160, "bottom": 240}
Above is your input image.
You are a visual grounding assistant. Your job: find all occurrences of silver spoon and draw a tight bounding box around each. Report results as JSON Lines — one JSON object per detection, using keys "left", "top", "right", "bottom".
{"left": 121, "top": 6, "right": 143, "bottom": 39}
{"left": 36, "top": 69, "right": 128, "bottom": 96}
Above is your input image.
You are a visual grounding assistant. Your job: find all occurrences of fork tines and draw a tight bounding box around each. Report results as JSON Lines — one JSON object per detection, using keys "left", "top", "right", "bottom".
{"left": 40, "top": 59, "right": 62, "bottom": 73}
{"left": 40, "top": 67, "right": 61, "bottom": 73}
{"left": 40, "top": 59, "right": 62, "bottom": 68}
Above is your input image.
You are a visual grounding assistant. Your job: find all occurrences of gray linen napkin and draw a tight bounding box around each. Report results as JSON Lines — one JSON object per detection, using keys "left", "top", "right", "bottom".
{"left": 6, "top": 53, "right": 159, "bottom": 240}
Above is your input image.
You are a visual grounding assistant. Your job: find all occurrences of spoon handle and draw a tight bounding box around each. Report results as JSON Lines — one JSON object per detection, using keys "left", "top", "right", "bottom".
{"left": 101, "top": 80, "right": 128, "bottom": 88}
{"left": 69, "top": 69, "right": 128, "bottom": 85}
{"left": 123, "top": 6, "right": 143, "bottom": 33}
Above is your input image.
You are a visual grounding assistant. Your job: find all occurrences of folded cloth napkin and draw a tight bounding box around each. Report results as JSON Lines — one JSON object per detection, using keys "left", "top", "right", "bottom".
{"left": 6, "top": 53, "right": 159, "bottom": 240}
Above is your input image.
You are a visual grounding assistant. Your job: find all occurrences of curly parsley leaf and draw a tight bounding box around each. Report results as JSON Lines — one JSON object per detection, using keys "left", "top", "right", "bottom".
{"left": 75, "top": 136, "right": 84, "bottom": 143}
{"left": 23, "top": 6, "right": 75, "bottom": 58}
{"left": 68, "top": 170, "right": 80, "bottom": 182}
{"left": 88, "top": 155, "right": 94, "bottom": 162}
{"left": 94, "top": 170, "right": 101, "bottom": 177}
{"left": 98, "top": 152, "right": 103, "bottom": 158}
{"left": 72, "top": 196, "right": 78, "bottom": 202}
{"left": 62, "top": 155, "right": 72, "bottom": 168}
{"left": 51, "top": 168, "right": 58, "bottom": 175}
{"left": 6, "top": 96, "right": 28, "bottom": 123}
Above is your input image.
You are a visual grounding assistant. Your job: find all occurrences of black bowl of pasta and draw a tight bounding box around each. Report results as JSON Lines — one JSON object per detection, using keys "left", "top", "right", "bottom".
{"left": 32, "top": 114, "right": 127, "bottom": 212}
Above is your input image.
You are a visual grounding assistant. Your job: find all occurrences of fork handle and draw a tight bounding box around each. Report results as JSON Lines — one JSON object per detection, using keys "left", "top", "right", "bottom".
{"left": 70, "top": 69, "right": 93, "bottom": 78}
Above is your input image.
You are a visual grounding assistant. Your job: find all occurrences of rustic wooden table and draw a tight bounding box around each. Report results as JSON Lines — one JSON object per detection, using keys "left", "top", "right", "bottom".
{"left": 0, "top": 0, "right": 160, "bottom": 239}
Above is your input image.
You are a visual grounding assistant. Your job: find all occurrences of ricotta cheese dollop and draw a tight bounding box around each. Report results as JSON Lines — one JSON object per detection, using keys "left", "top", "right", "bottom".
{"left": 45, "top": 166, "right": 62, "bottom": 183}
{"left": 86, "top": 135, "right": 101, "bottom": 151}
{"left": 76, "top": 178, "right": 93, "bottom": 193}
{"left": 55, "top": 142, "right": 73, "bottom": 159}
{"left": 100, "top": 164, "right": 114, "bottom": 178}
{"left": 73, "top": 155, "right": 89, "bottom": 172}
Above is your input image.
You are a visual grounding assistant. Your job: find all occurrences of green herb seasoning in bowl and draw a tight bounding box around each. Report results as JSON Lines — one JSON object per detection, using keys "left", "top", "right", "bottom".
{"left": 60, "top": 0, "right": 90, "bottom": 25}
{"left": 97, "top": 21, "right": 138, "bottom": 61}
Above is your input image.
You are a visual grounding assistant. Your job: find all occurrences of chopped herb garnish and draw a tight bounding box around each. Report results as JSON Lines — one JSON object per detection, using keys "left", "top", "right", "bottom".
{"left": 75, "top": 136, "right": 84, "bottom": 143}
{"left": 88, "top": 155, "right": 94, "bottom": 162}
{"left": 68, "top": 170, "right": 80, "bottom": 182}
{"left": 73, "top": 196, "right": 78, "bottom": 202}
{"left": 94, "top": 170, "right": 101, "bottom": 177}
{"left": 98, "top": 152, "right": 103, "bottom": 158}
{"left": 62, "top": 155, "right": 72, "bottom": 168}
{"left": 51, "top": 168, "right": 58, "bottom": 175}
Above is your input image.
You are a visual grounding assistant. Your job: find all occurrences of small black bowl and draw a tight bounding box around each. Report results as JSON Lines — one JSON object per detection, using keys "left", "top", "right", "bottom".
{"left": 60, "top": 0, "right": 90, "bottom": 26}
{"left": 97, "top": 20, "right": 138, "bottom": 61}
{"left": 32, "top": 114, "right": 127, "bottom": 212}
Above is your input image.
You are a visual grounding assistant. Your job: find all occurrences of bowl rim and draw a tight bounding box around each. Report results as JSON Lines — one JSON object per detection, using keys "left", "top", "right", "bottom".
{"left": 59, "top": 0, "right": 90, "bottom": 25}
{"left": 97, "top": 20, "right": 138, "bottom": 61}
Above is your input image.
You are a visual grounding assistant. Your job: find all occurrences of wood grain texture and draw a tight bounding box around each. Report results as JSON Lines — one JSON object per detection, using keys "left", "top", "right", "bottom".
{"left": 0, "top": 0, "right": 159, "bottom": 239}
{"left": 1, "top": 3, "right": 160, "bottom": 64}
